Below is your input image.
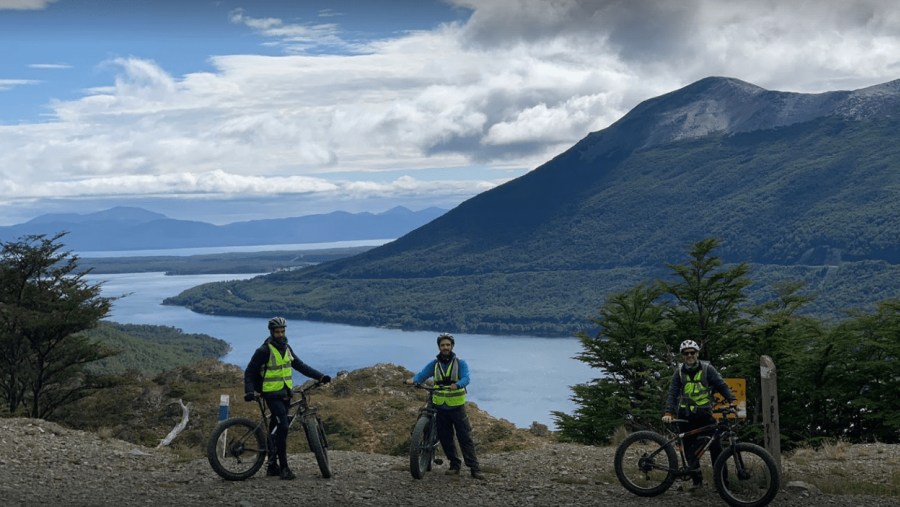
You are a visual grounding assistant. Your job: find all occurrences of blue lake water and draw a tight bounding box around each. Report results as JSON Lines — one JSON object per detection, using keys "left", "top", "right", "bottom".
{"left": 88, "top": 271, "right": 596, "bottom": 429}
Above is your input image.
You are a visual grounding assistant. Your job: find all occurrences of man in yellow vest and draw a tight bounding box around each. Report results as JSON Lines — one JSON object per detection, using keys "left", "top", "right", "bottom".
{"left": 406, "top": 333, "right": 484, "bottom": 479}
{"left": 244, "top": 317, "right": 331, "bottom": 480}
{"left": 662, "top": 339, "right": 736, "bottom": 490}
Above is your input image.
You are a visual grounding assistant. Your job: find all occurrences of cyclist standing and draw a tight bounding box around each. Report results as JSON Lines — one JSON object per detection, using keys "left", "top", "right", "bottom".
{"left": 244, "top": 317, "right": 331, "bottom": 480}
{"left": 661, "top": 339, "right": 736, "bottom": 490}
{"left": 406, "top": 333, "right": 485, "bottom": 480}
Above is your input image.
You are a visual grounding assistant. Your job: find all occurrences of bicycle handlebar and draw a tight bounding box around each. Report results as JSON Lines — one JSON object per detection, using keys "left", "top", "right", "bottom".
{"left": 293, "top": 379, "right": 328, "bottom": 395}
{"left": 407, "top": 382, "right": 458, "bottom": 393}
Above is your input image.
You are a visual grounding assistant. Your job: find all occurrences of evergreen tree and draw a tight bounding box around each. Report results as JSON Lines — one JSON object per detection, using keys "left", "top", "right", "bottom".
{"left": 557, "top": 239, "right": 755, "bottom": 444}
{"left": 812, "top": 300, "right": 900, "bottom": 442}
{"left": 554, "top": 283, "right": 670, "bottom": 443}
{"left": 660, "top": 238, "right": 751, "bottom": 363}
{"left": 0, "top": 233, "right": 115, "bottom": 418}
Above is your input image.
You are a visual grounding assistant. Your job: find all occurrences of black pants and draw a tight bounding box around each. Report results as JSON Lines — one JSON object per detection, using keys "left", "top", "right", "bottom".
{"left": 436, "top": 405, "right": 479, "bottom": 470}
{"left": 264, "top": 394, "right": 292, "bottom": 468}
{"left": 678, "top": 408, "right": 722, "bottom": 484}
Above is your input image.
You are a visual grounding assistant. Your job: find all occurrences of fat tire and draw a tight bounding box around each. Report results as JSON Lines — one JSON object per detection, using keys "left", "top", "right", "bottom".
{"left": 409, "top": 415, "right": 431, "bottom": 479}
{"left": 206, "top": 417, "right": 267, "bottom": 481}
{"left": 713, "top": 442, "right": 780, "bottom": 507}
{"left": 614, "top": 430, "right": 677, "bottom": 497}
{"left": 303, "top": 417, "right": 332, "bottom": 479}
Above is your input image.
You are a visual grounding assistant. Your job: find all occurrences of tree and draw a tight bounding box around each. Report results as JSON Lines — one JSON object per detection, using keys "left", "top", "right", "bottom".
{"left": 0, "top": 233, "right": 115, "bottom": 418}
{"left": 811, "top": 300, "right": 900, "bottom": 442}
{"left": 557, "top": 239, "right": 756, "bottom": 444}
{"left": 660, "top": 238, "right": 751, "bottom": 363}
{"left": 554, "top": 283, "right": 670, "bottom": 443}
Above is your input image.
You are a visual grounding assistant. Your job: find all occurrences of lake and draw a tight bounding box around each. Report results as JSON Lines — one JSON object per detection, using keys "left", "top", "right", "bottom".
{"left": 88, "top": 271, "right": 596, "bottom": 429}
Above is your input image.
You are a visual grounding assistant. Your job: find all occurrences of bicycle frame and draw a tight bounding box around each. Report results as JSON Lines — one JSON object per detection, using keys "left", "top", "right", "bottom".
{"left": 666, "top": 417, "right": 735, "bottom": 476}
{"left": 251, "top": 381, "right": 326, "bottom": 452}
{"left": 616, "top": 407, "right": 780, "bottom": 506}
{"left": 207, "top": 380, "right": 331, "bottom": 481}
{"left": 629, "top": 408, "right": 740, "bottom": 478}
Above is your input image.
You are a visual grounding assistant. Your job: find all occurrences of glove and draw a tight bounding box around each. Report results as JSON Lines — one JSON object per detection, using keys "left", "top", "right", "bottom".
{"left": 320, "top": 375, "right": 332, "bottom": 384}
{"left": 244, "top": 392, "right": 255, "bottom": 402}
{"left": 661, "top": 413, "right": 674, "bottom": 424}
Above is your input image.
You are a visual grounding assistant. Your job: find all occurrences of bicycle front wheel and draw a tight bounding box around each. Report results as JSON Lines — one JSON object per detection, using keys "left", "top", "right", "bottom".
{"left": 302, "top": 416, "right": 332, "bottom": 479}
{"left": 409, "top": 415, "right": 432, "bottom": 479}
{"left": 713, "top": 442, "right": 780, "bottom": 507}
{"left": 206, "top": 417, "right": 267, "bottom": 481}
{"left": 614, "top": 430, "right": 678, "bottom": 497}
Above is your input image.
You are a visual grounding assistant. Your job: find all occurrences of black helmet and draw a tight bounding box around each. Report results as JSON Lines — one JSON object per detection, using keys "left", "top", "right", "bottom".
{"left": 436, "top": 332, "right": 455, "bottom": 345}
{"left": 268, "top": 317, "right": 287, "bottom": 330}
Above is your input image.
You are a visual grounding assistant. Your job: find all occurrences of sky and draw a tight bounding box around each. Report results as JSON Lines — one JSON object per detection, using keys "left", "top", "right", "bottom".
{"left": 1, "top": 0, "right": 899, "bottom": 225}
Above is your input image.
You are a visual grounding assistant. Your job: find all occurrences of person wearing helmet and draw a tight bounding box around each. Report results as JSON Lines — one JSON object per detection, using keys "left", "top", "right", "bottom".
{"left": 661, "top": 339, "right": 736, "bottom": 490}
{"left": 243, "top": 317, "right": 332, "bottom": 480}
{"left": 406, "top": 333, "right": 484, "bottom": 480}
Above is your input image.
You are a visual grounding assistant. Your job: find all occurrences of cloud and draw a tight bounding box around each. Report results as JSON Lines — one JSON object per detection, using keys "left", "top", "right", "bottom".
{"left": 228, "top": 8, "right": 351, "bottom": 54}
{"left": 0, "top": 0, "right": 56, "bottom": 10}
{"left": 2, "top": 0, "right": 900, "bottom": 213}
{"left": 29, "top": 63, "right": 72, "bottom": 69}
{"left": 0, "top": 79, "right": 40, "bottom": 91}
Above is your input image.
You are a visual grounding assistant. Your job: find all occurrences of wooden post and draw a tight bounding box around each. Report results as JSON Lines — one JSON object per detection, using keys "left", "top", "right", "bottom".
{"left": 219, "top": 394, "right": 230, "bottom": 421}
{"left": 760, "top": 355, "right": 781, "bottom": 473}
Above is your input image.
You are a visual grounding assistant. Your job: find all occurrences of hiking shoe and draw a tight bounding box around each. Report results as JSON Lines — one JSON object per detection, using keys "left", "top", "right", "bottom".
{"left": 444, "top": 467, "right": 460, "bottom": 475}
{"left": 266, "top": 463, "right": 281, "bottom": 477}
{"left": 470, "top": 469, "right": 486, "bottom": 480}
{"left": 280, "top": 467, "right": 296, "bottom": 480}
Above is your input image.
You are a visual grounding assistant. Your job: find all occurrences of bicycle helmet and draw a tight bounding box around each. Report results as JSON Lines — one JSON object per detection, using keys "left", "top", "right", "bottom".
{"left": 679, "top": 339, "right": 700, "bottom": 352}
{"left": 436, "top": 332, "right": 455, "bottom": 345}
{"left": 268, "top": 316, "right": 287, "bottom": 330}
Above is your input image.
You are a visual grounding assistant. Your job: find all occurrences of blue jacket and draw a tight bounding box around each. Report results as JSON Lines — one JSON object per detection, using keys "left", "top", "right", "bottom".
{"left": 413, "top": 354, "right": 470, "bottom": 408}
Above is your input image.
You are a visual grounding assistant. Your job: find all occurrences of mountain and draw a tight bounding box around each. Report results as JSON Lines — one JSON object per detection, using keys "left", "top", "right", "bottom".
{"left": 166, "top": 77, "right": 900, "bottom": 336}
{"left": 0, "top": 206, "right": 447, "bottom": 252}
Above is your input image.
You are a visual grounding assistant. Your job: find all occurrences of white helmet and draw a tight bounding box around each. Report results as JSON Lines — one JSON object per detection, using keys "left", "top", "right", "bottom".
{"left": 679, "top": 339, "right": 700, "bottom": 353}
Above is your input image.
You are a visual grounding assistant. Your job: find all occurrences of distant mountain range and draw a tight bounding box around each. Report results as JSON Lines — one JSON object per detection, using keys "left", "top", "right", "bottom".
{"left": 0, "top": 206, "right": 447, "bottom": 252}
{"left": 161, "top": 76, "right": 900, "bottom": 335}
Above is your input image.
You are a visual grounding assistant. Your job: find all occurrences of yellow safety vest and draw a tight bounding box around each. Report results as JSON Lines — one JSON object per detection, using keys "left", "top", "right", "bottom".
{"left": 261, "top": 344, "right": 293, "bottom": 393}
{"left": 432, "top": 358, "right": 466, "bottom": 407}
{"left": 679, "top": 362, "right": 711, "bottom": 411}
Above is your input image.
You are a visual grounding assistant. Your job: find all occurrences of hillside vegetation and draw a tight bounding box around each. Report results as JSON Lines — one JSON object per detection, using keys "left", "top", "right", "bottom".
{"left": 57, "top": 357, "right": 550, "bottom": 457}
{"left": 163, "top": 78, "right": 900, "bottom": 337}
{"left": 84, "top": 322, "right": 231, "bottom": 375}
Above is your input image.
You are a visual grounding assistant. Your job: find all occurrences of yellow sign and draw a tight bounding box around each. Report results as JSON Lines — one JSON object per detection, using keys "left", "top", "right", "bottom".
{"left": 713, "top": 378, "right": 747, "bottom": 419}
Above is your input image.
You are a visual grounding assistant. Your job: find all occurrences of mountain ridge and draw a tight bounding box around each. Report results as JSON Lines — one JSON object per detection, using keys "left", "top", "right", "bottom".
{"left": 0, "top": 206, "right": 447, "bottom": 252}
{"left": 160, "top": 76, "right": 900, "bottom": 335}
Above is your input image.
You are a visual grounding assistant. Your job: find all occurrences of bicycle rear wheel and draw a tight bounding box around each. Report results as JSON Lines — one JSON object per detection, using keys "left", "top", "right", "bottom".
{"left": 614, "top": 430, "right": 677, "bottom": 497}
{"left": 409, "top": 415, "right": 432, "bottom": 479}
{"left": 207, "top": 417, "right": 267, "bottom": 481}
{"left": 713, "top": 442, "right": 780, "bottom": 507}
{"left": 302, "top": 416, "right": 332, "bottom": 478}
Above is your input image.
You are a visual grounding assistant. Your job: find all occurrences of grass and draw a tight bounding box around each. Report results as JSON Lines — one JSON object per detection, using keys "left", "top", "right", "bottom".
{"left": 784, "top": 440, "right": 900, "bottom": 497}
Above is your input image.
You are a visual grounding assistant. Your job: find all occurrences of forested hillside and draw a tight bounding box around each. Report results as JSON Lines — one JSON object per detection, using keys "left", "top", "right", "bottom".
{"left": 164, "top": 77, "right": 900, "bottom": 336}
{"left": 84, "top": 322, "right": 231, "bottom": 375}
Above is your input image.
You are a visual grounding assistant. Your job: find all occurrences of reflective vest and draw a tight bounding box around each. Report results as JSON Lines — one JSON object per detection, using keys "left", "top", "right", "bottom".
{"left": 679, "top": 361, "right": 711, "bottom": 411}
{"left": 432, "top": 358, "right": 466, "bottom": 407}
{"left": 261, "top": 344, "right": 293, "bottom": 393}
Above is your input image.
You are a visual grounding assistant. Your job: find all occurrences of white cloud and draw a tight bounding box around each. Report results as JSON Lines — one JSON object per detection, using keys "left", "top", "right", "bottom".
{"left": 0, "top": 79, "right": 40, "bottom": 91}
{"left": 2, "top": 0, "right": 900, "bottom": 215}
{"left": 28, "top": 63, "right": 71, "bottom": 69}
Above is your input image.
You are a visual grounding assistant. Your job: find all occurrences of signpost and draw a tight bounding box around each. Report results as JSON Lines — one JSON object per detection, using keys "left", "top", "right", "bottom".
{"left": 714, "top": 377, "right": 747, "bottom": 419}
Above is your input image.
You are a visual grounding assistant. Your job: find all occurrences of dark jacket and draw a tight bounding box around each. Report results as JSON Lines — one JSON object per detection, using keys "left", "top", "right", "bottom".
{"left": 664, "top": 360, "right": 735, "bottom": 414}
{"left": 243, "top": 337, "right": 325, "bottom": 396}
